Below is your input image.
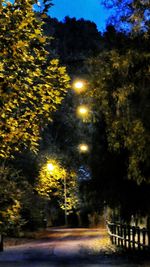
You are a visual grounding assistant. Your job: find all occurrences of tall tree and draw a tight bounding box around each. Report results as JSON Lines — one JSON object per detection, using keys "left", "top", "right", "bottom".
{"left": 86, "top": 0, "right": 150, "bottom": 184}
{"left": 42, "top": 16, "right": 103, "bottom": 74}
{"left": 0, "top": 164, "right": 30, "bottom": 235}
{"left": 87, "top": 42, "right": 150, "bottom": 184}
{"left": 0, "top": 0, "right": 70, "bottom": 159}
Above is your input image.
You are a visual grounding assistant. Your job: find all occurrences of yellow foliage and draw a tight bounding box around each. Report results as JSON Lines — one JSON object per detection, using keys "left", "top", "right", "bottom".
{"left": 36, "top": 158, "right": 79, "bottom": 212}
{"left": 36, "top": 159, "right": 67, "bottom": 197}
{"left": 0, "top": 0, "right": 70, "bottom": 159}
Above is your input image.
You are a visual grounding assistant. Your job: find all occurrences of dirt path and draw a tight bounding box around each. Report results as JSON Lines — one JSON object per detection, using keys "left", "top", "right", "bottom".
{"left": 0, "top": 228, "right": 150, "bottom": 266}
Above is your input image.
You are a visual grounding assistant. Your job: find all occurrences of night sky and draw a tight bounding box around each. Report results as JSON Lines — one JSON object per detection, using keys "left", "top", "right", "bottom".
{"left": 49, "top": 0, "right": 111, "bottom": 32}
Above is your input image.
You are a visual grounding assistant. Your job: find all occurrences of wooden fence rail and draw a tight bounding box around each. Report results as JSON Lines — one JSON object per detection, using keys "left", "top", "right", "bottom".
{"left": 106, "top": 221, "right": 150, "bottom": 251}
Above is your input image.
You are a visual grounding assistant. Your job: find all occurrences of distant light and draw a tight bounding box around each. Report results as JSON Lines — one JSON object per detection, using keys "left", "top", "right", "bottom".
{"left": 79, "top": 144, "right": 89, "bottom": 153}
{"left": 47, "top": 163, "right": 54, "bottom": 172}
{"left": 73, "top": 80, "right": 85, "bottom": 93}
{"left": 77, "top": 105, "right": 89, "bottom": 117}
{"left": 74, "top": 81, "right": 84, "bottom": 89}
{"left": 79, "top": 107, "right": 87, "bottom": 114}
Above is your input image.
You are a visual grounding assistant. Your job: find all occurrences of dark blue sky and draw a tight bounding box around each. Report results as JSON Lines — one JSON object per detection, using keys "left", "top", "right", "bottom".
{"left": 49, "top": 0, "right": 111, "bottom": 31}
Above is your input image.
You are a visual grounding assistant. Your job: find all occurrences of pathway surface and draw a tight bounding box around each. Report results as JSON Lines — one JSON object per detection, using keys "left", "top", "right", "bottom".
{"left": 0, "top": 228, "right": 150, "bottom": 267}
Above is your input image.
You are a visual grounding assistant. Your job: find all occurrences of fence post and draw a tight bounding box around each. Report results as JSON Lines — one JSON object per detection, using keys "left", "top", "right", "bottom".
{"left": 118, "top": 224, "right": 121, "bottom": 247}
{"left": 127, "top": 225, "right": 131, "bottom": 250}
{"left": 142, "top": 228, "right": 146, "bottom": 251}
{"left": 115, "top": 224, "right": 118, "bottom": 246}
{"left": 132, "top": 227, "right": 136, "bottom": 250}
{"left": 124, "top": 225, "right": 127, "bottom": 248}
{"left": 114, "top": 224, "right": 117, "bottom": 245}
{"left": 120, "top": 224, "right": 123, "bottom": 247}
{"left": 137, "top": 227, "right": 141, "bottom": 250}
{"left": 109, "top": 224, "right": 114, "bottom": 244}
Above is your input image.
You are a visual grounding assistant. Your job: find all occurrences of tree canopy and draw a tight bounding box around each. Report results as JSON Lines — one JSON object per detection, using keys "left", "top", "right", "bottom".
{"left": 0, "top": 0, "right": 70, "bottom": 158}
{"left": 86, "top": 0, "right": 150, "bottom": 184}
{"left": 87, "top": 46, "right": 150, "bottom": 183}
{"left": 35, "top": 154, "right": 80, "bottom": 216}
{"left": 103, "top": 0, "right": 150, "bottom": 33}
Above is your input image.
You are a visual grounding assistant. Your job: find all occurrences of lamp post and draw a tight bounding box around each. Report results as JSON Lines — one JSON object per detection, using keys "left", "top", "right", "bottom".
{"left": 64, "top": 175, "right": 67, "bottom": 226}
{"left": 46, "top": 162, "right": 68, "bottom": 226}
{"left": 77, "top": 105, "right": 89, "bottom": 120}
{"left": 78, "top": 143, "right": 89, "bottom": 153}
{"left": 73, "top": 80, "right": 85, "bottom": 94}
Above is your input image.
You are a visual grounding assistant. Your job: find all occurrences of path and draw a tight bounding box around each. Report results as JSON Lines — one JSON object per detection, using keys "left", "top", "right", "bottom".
{"left": 0, "top": 228, "right": 150, "bottom": 266}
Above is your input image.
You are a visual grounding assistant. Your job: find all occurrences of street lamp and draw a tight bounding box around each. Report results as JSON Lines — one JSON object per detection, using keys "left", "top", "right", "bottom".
{"left": 47, "top": 163, "right": 55, "bottom": 172}
{"left": 77, "top": 105, "right": 89, "bottom": 119}
{"left": 46, "top": 161, "right": 68, "bottom": 226}
{"left": 63, "top": 176, "right": 67, "bottom": 226}
{"left": 78, "top": 143, "right": 89, "bottom": 153}
{"left": 73, "top": 80, "right": 85, "bottom": 93}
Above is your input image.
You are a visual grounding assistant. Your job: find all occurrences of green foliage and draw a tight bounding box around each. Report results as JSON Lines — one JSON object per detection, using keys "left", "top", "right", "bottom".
{"left": 87, "top": 46, "right": 150, "bottom": 183}
{"left": 58, "top": 170, "right": 80, "bottom": 214}
{"left": 35, "top": 0, "right": 53, "bottom": 14}
{"left": 0, "top": 163, "right": 29, "bottom": 233}
{"left": 21, "top": 190, "right": 47, "bottom": 230}
{"left": 0, "top": 0, "right": 70, "bottom": 158}
{"left": 103, "top": 0, "right": 150, "bottom": 34}
{"left": 93, "top": 0, "right": 150, "bottom": 184}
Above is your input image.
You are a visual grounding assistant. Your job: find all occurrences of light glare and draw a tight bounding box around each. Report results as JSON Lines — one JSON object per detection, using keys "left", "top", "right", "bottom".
{"left": 73, "top": 80, "right": 86, "bottom": 93}
{"left": 74, "top": 81, "right": 84, "bottom": 89}
{"left": 47, "top": 163, "right": 54, "bottom": 172}
{"left": 79, "top": 144, "right": 89, "bottom": 153}
{"left": 79, "top": 107, "right": 87, "bottom": 114}
{"left": 77, "top": 105, "right": 89, "bottom": 117}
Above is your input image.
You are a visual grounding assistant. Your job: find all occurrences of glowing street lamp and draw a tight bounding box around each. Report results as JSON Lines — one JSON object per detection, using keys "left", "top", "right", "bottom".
{"left": 74, "top": 81, "right": 84, "bottom": 89}
{"left": 47, "top": 163, "right": 55, "bottom": 172}
{"left": 77, "top": 105, "right": 89, "bottom": 118}
{"left": 78, "top": 143, "right": 89, "bottom": 153}
{"left": 73, "top": 80, "right": 85, "bottom": 93}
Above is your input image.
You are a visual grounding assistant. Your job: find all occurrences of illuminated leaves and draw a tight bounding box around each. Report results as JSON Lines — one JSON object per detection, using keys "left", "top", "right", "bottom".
{"left": 58, "top": 170, "right": 80, "bottom": 214}
{"left": 36, "top": 159, "right": 67, "bottom": 197}
{"left": 36, "top": 158, "right": 79, "bottom": 213}
{"left": 0, "top": 0, "right": 70, "bottom": 158}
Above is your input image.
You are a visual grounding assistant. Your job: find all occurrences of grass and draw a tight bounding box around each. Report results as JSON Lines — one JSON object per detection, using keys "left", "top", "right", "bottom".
{"left": 79, "top": 231, "right": 118, "bottom": 256}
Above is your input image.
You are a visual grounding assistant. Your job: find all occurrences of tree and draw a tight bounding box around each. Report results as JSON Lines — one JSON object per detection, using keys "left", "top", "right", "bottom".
{"left": 86, "top": 1, "right": 150, "bottom": 185}
{"left": 0, "top": 0, "right": 70, "bottom": 159}
{"left": 36, "top": 158, "right": 67, "bottom": 197}
{"left": 35, "top": 0, "right": 53, "bottom": 14}
{"left": 35, "top": 154, "right": 80, "bottom": 224}
{"left": 42, "top": 16, "right": 103, "bottom": 74}
{"left": 87, "top": 43, "right": 150, "bottom": 184}
{"left": 103, "top": 0, "right": 150, "bottom": 34}
{"left": 0, "top": 164, "right": 30, "bottom": 235}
